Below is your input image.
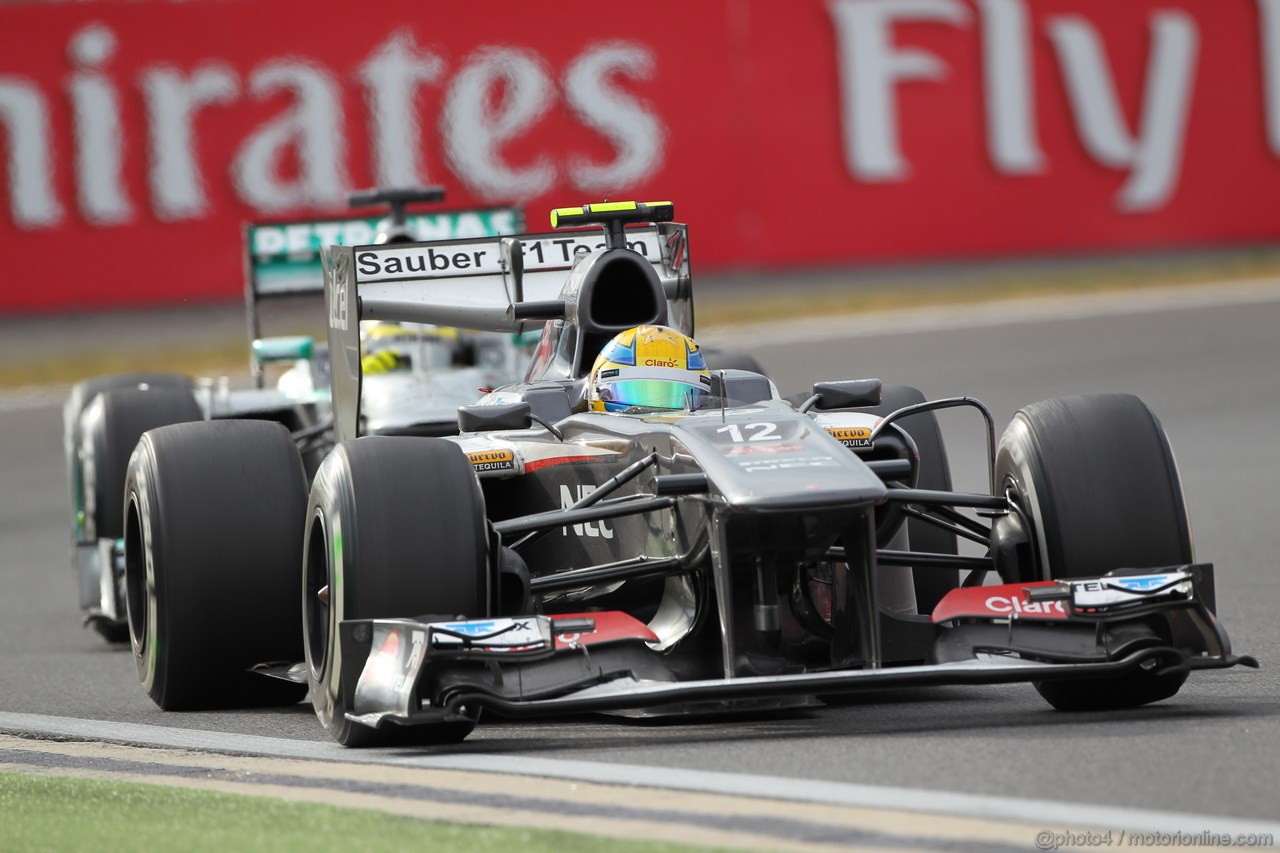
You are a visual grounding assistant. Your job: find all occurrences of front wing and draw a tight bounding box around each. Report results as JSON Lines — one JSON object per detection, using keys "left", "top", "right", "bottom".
{"left": 336, "top": 566, "right": 1257, "bottom": 730}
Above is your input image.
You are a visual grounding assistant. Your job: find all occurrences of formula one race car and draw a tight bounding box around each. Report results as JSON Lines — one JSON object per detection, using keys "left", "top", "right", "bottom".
{"left": 121, "top": 201, "right": 1255, "bottom": 745}
{"left": 64, "top": 187, "right": 524, "bottom": 642}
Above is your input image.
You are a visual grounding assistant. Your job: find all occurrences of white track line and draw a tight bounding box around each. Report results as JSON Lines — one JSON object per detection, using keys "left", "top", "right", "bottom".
{"left": 2, "top": 712, "right": 1276, "bottom": 838}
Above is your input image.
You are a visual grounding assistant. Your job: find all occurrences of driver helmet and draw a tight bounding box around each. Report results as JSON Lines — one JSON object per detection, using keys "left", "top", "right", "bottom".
{"left": 588, "top": 325, "right": 711, "bottom": 412}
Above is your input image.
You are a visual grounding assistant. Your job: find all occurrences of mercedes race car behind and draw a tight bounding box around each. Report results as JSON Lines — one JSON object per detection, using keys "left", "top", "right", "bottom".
{"left": 64, "top": 187, "right": 523, "bottom": 642}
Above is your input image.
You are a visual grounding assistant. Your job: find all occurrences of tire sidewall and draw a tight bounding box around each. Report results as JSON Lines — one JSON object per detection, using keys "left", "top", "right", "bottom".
{"left": 994, "top": 412, "right": 1052, "bottom": 581}
{"left": 305, "top": 448, "right": 357, "bottom": 740}
{"left": 125, "top": 435, "right": 164, "bottom": 698}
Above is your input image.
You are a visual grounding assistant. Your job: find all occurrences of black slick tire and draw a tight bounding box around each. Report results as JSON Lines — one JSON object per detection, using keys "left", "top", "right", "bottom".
{"left": 78, "top": 386, "right": 202, "bottom": 644}
{"left": 65, "top": 373, "right": 192, "bottom": 533}
{"left": 304, "top": 436, "right": 488, "bottom": 747}
{"left": 81, "top": 387, "right": 202, "bottom": 542}
{"left": 996, "top": 393, "right": 1192, "bottom": 711}
{"left": 125, "top": 420, "right": 308, "bottom": 710}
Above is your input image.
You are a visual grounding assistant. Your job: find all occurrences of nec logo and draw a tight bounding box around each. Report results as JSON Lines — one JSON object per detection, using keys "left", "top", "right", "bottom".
{"left": 560, "top": 485, "right": 614, "bottom": 539}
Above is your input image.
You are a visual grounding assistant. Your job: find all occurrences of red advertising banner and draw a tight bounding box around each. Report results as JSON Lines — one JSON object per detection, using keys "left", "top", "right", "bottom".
{"left": 1, "top": 0, "right": 1278, "bottom": 311}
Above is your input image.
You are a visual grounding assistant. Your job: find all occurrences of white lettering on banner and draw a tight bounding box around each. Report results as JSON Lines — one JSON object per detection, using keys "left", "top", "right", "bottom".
{"left": 359, "top": 30, "right": 444, "bottom": 188}
{"left": 0, "top": 76, "right": 62, "bottom": 228}
{"left": 1257, "top": 0, "right": 1280, "bottom": 156}
{"left": 441, "top": 47, "right": 557, "bottom": 200}
{"left": 564, "top": 42, "right": 664, "bottom": 191}
{"left": 559, "top": 484, "right": 614, "bottom": 539}
{"left": 1046, "top": 10, "right": 1198, "bottom": 212}
{"left": 828, "top": 0, "right": 971, "bottom": 182}
{"left": 232, "top": 61, "right": 348, "bottom": 212}
{"left": 68, "top": 24, "right": 132, "bottom": 225}
{"left": 2, "top": 26, "right": 666, "bottom": 230}
{"left": 828, "top": 1, "right": 1199, "bottom": 212}
{"left": 977, "top": 0, "right": 1044, "bottom": 175}
{"left": 0, "top": 15, "right": 1255, "bottom": 234}
{"left": 140, "top": 64, "right": 238, "bottom": 221}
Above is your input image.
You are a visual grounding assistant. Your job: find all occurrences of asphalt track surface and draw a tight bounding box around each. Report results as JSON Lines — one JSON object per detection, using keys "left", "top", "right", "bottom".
{"left": 1, "top": 285, "right": 1278, "bottom": 827}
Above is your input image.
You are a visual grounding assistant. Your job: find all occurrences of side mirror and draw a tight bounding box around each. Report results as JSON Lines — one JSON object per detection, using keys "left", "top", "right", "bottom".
{"left": 511, "top": 300, "right": 567, "bottom": 322}
{"left": 808, "top": 379, "right": 882, "bottom": 410}
{"left": 252, "top": 336, "right": 314, "bottom": 363}
{"left": 457, "top": 401, "right": 532, "bottom": 433}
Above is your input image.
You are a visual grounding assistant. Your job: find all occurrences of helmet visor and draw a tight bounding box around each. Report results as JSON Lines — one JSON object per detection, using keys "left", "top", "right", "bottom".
{"left": 595, "top": 365, "right": 712, "bottom": 411}
{"left": 599, "top": 379, "right": 708, "bottom": 411}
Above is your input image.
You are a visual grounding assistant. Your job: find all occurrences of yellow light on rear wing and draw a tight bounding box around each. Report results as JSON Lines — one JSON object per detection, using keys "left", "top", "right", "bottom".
{"left": 549, "top": 200, "right": 675, "bottom": 230}
{"left": 550, "top": 201, "right": 675, "bottom": 251}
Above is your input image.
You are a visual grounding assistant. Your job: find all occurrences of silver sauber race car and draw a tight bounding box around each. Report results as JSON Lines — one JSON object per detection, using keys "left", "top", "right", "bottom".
{"left": 118, "top": 200, "right": 1255, "bottom": 745}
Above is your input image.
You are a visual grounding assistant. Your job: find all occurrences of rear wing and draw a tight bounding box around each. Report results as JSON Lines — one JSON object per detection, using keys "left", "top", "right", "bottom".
{"left": 242, "top": 206, "right": 523, "bottom": 383}
{"left": 322, "top": 219, "right": 692, "bottom": 442}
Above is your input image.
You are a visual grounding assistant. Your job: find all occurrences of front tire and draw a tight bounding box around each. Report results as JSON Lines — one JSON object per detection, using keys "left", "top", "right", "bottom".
{"left": 304, "top": 437, "right": 488, "bottom": 747}
{"left": 996, "top": 393, "right": 1192, "bottom": 711}
{"left": 125, "top": 420, "right": 307, "bottom": 710}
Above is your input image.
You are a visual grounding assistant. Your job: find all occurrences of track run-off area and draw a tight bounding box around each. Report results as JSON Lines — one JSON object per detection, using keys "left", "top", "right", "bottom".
{"left": 3, "top": 279, "right": 1280, "bottom": 850}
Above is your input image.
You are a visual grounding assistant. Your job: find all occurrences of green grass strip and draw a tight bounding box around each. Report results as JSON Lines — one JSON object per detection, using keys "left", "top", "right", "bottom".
{"left": 0, "top": 770, "right": 722, "bottom": 853}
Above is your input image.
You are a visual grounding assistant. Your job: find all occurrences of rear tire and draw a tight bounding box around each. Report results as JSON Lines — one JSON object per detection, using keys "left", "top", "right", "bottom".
{"left": 65, "top": 373, "right": 192, "bottom": 536}
{"left": 125, "top": 420, "right": 308, "bottom": 710}
{"left": 996, "top": 393, "right": 1192, "bottom": 711}
{"left": 82, "top": 387, "right": 203, "bottom": 542}
{"left": 304, "top": 437, "right": 488, "bottom": 747}
{"left": 78, "top": 387, "right": 202, "bottom": 644}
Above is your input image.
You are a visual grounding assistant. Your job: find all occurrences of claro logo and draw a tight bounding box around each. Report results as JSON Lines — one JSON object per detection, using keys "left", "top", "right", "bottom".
{"left": 983, "top": 595, "right": 1066, "bottom": 616}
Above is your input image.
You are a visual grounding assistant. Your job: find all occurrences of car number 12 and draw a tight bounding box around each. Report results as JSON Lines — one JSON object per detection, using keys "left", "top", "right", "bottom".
{"left": 716, "top": 422, "right": 781, "bottom": 442}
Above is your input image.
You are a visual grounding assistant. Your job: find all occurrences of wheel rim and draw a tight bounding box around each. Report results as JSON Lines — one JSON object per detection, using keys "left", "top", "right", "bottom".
{"left": 124, "top": 493, "right": 148, "bottom": 653}
{"left": 1000, "top": 473, "right": 1047, "bottom": 582}
{"left": 124, "top": 489, "right": 160, "bottom": 692}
